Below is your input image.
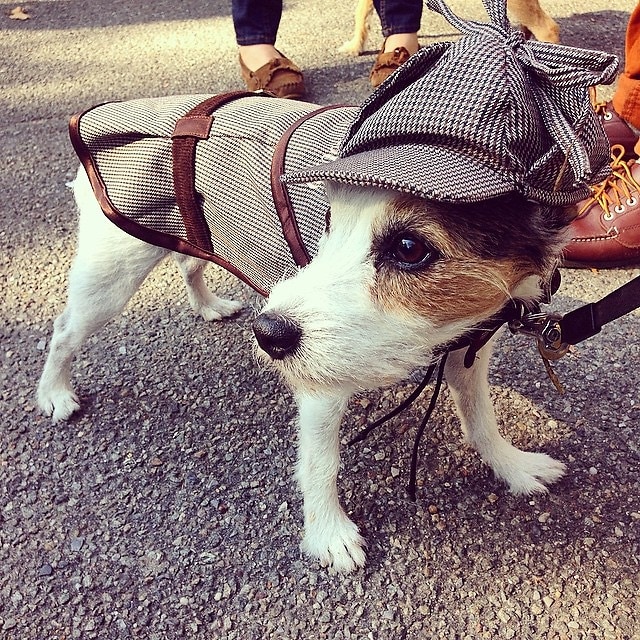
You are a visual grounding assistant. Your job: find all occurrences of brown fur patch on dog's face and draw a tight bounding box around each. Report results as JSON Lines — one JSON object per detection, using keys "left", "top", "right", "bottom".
{"left": 370, "top": 194, "right": 567, "bottom": 325}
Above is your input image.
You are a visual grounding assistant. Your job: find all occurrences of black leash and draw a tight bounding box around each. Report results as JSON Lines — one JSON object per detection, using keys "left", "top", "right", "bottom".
{"left": 348, "top": 362, "right": 438, "bottom": 447}
{"left": 558, "top": 274, "right": 640, "bottom": 348}
{"left": 407, "top": 352, "right": 448, "bottom": 501}
{"left": 348, "top": 355, "right": 447, "bottom": 502}
{"left": 509, "top": 273, "right": 640, "bottom": 361}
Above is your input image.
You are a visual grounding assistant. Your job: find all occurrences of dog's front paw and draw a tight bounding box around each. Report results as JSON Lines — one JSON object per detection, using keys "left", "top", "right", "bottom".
{"left": 192, "top": 295, "right": 243, "bottom": 322}
{"left": 495, "top": 449, "right": 566, "bottom": 495}
{"left": 37, "top": 385, "right": 80, "bottom": 423}
{"left": 301, "top": 515, "right": 366, "bottom": 573}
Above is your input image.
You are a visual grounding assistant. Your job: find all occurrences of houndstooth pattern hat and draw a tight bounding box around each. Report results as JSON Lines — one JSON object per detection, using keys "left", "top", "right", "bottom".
{"left": 283, "top": 0, "right": 619, "bottom": 206}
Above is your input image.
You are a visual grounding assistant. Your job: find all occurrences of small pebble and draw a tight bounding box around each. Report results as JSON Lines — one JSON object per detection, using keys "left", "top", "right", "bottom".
{"left": 70, "top": 537, "right": 84, "bottom": 552}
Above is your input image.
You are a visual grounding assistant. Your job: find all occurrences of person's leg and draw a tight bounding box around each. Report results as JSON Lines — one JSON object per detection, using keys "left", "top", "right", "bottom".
{"left": 232, "top": 0, "right": 282, "bottom": 70}
{"left": 612, "top": 2, "right": 640, "bottom": 130}
{"left": 373, "top": 0, "right": 421, "bottom": 54}
{"left": 232, "top": 0, "right": 281, "bottom": 46}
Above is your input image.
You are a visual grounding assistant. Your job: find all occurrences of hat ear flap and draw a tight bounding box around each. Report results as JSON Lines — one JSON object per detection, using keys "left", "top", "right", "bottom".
{"left": 427, "top": 0, "right": 508, "bottom": 36}
{"left": 341, "top": 42, "right": 452, "bottom": 153}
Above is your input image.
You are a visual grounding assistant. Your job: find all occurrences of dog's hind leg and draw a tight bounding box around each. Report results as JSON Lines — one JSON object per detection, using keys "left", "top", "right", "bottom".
{"left": 295, "top": 390, "right": 366, "bottom": 573}
{"left": 37, "top": 170, "right": 168, "bottom": 422}
{"left": 173, "top": 254, "right": 243, "bottom": 321}
{"left": 444, "top": 341, "right": 565, "bottom": 495}
{"left": 37, "top": 240, "right": 168, "bottom": 422}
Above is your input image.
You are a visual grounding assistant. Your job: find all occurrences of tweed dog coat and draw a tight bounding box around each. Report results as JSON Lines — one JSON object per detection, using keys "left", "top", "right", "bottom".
{"left": 71, "top": 92, "right": 358, "bottom": 296}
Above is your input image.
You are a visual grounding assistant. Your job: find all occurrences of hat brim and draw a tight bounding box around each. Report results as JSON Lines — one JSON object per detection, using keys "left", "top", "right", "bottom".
{"left": 282, "top": 144, "right": 518, "bottom": 204}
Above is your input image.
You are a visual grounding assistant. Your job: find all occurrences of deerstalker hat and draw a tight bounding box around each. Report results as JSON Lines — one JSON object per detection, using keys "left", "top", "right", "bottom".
{"left": 282, "top": 0, "right": 619, "bottom": 206}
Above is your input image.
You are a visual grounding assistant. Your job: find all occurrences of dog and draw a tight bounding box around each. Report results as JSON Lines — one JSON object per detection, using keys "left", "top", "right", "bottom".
{"left": 37, "top": 0, "right": 616, "bottom": 574}
{"left": 38, "top": 167, "right": 570, "bottom": 572}
{"left": 339, "top": 0, "right": 560, "bottom": 55}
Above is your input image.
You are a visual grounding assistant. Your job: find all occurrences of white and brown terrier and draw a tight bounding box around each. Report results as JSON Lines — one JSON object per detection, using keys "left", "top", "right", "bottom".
{"left": 37, "top": 0, "right": 616, "bottom": 573}
{"left": 39, "top": 169, "right": 569, "bottom": 572}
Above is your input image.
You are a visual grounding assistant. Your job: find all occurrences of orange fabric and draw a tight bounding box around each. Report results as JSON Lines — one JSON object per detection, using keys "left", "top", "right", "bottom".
{"left": 612, "top": 3, "right": 640, "bottom": 130}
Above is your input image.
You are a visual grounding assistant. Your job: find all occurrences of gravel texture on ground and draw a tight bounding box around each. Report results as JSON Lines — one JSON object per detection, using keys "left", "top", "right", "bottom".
{"left": 1, "top": 1, "right": 638, "bottom": 638}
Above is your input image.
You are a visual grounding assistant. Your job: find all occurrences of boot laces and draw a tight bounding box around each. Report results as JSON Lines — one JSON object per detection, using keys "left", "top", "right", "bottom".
{"left": 579, "top": 144, "right": 640, "bottom": 219}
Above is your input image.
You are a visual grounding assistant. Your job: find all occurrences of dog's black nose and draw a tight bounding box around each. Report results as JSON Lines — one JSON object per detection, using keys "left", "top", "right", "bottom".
{"left": 252, "top": 312, "right": 302, "bottom": 360}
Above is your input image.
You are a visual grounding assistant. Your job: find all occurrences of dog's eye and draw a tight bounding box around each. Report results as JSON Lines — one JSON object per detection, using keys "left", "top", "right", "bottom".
{"left": 389, "top": 234, "right": 439, "bottom": 268}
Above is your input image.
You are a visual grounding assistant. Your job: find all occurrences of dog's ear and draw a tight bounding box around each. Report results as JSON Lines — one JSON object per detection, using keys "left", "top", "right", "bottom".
{"left": 424, "top": 195, "right": 568, "bottom": 270}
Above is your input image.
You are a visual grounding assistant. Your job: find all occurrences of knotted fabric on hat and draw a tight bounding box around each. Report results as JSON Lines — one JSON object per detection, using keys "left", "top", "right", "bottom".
{"left": 283, "top": 0, "right": 619, "bottom": 206}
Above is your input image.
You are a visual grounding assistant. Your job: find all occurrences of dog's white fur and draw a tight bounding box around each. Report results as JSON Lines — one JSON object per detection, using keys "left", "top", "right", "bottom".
{"left": 37, "top": 170, "right": 243, "bottom": 423}
{"left": 255, "top": 184, "right": 565, "bottom": 571}
{"left": 38, "top": 169, "right": 566, "bottom": 573}
{"left": 339, "top": 0, "right": 560, "bottom": 55}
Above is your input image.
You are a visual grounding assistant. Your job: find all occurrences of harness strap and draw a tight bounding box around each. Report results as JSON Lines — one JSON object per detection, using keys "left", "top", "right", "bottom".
{"left": 171, "top": 91, "right": 258, "bottom": 252}
{"left": 559, "top": 274, "right": 640, "bottom": 346}
{"left": 270, "top": 104, "right": 352, "bottom": 267}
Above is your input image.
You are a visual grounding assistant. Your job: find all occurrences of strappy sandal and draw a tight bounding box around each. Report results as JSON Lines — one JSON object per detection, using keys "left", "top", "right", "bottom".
{"left": 239, "top": 53, "right": 306, "bottom": 100}
{"left": 369, "top": 46, "right": 412, "bottom": 88}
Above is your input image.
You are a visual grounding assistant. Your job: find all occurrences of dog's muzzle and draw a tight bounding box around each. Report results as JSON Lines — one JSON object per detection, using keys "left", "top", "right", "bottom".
{"left": 253, "top": 313, "right": 302, "bottom": 360}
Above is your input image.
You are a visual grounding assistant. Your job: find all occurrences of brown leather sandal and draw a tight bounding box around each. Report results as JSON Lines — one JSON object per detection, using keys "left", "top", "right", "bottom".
{"left": 239, "top": 54, "right": 306, "bottom": 100}
{"left": 369, "top": 46, "right": 411, "bottom": 88}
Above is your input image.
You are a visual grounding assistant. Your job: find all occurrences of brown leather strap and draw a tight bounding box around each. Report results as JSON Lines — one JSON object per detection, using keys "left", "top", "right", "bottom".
{"left": 171, "top": 91, "right": 258, "bottom": 252}
{"left": 270, "top": 104, "right": 350, "bottom": 267}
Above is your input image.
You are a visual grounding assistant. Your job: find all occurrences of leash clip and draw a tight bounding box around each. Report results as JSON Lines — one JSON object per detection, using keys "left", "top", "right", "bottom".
{"left": 508, "top": 310, "right": 569, "bottom": 361}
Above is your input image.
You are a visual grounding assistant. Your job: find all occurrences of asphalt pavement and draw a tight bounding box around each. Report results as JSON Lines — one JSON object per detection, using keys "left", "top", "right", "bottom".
{"left": 1, "top": 0, "right": 638, "bottom": 638}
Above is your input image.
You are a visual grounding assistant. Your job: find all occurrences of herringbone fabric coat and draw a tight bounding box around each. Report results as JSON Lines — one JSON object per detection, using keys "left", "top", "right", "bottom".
{"left": 71, "top": 92, "right": 358, "bottom": 295}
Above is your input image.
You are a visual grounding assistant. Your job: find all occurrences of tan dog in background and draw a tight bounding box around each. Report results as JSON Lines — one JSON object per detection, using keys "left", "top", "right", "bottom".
{"left": 339, "top": 0, "right": 560, "bottom": 54}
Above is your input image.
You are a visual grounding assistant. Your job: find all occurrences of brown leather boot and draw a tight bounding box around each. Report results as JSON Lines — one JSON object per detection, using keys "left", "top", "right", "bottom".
{"left": 563, "top": 145, "right": 640, "bottom": 268}
{"left": 594, "top": 100, "right": 639, "bottom": 161}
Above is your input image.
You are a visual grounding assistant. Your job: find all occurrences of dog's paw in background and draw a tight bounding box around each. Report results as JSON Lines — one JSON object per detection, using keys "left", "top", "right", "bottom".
{"left": 301, "top": 514, "right": 367, "bottom": 573}
{"left": 338, "top": 0, "right": 372, "bottom": 55}
{"left": 338, "top": 37, "right": 366, "bottom": 57}
{"left": 508, "top": 0, "right": 560, "bottom": 43}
